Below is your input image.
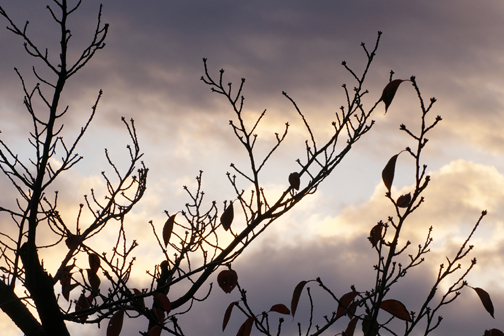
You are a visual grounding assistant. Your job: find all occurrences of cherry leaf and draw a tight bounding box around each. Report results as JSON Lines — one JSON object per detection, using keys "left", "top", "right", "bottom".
{"left": 344, "top": 316, "right": 359, "bottom": 336}
{"left": 218, "top": 269, "right": 238, "bottom": 294}
{"left": 291, "top": 280, "right": 308, "bottom": 317}
{"left": 152, "top": 307, "right": 165, "bottom": 323}
{"left": 60, "top": 264, "right": 74, "bottom": 285}
{"left": 62, "top": 282, "right": 78, "bottom": 301}
{"left": 380, "top": 299, "right": 412, "bottom": 321}
{"left": 223, "top": 301, "right": 238, "bottom": 331}
{"left": 269, "top": 303, "right": 290, "bottom": 315}
{"left": 221, "top": 202, "right": 234, "bottom": 231}
{"left": 148, "top": 325, "right": 162, "bottom": 336}
{"left": 88, "top": 253, "right": 100, "bottom": 274}
{"left": 346, "top": 301, "right": 358, "bottom": 319}
{"left": 75, "top": 293, "right": 92, "bottom": 322}
{"left": 163, "top": 214, "right": 176, "bottom": 247}
{"left": 473, "top": 287, "right": 494, "bottom": 318}
{"left": 153, "top": 292, "right": 171, "bottom": 313}
{"left": 486, "top": 329, "right": 504, "bottom": 336}
{"left": 132, "top": 288, "right": 145, "bottom": 309}
{"left": 382, "top": 153, "right": 401, "bottom": 192}
{"left": 236, "top": 316, "right": 254, "bottom": 336}
{"left": 107, "top": 309, "right": 125, "bottom": 336}
{"left": 368, "top": 222, "right": 384, "bottom": 248}
{"left": 87, "top": 269, "right": 101, "bottom": 291}
{"left": 336, "top": 291, "right": 359, "bottom": 319}
{"left": 289, "top": 172, "right": 300, "bottom": 190}
{"left": 65, "top": 234, "right": 80, "bottom": 250}
{"left": 396, "top": 193, "right": 411, "bottom": 208}
{"left": 379, "top": 79, "right": 405, "bottom": 113}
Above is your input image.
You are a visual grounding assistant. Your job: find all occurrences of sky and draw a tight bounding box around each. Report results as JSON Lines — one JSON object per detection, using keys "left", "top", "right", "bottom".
{"left": 0, "top": 1, "right": 504, "bottom": 335}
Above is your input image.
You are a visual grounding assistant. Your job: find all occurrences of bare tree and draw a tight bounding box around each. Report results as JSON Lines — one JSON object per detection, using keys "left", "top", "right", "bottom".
{"left": 0, "top": 2, "right": 401, "bottom": 336}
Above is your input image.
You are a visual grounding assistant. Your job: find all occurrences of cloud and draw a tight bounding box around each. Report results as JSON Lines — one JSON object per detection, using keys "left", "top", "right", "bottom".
{"left": 2, "top": 1, "right": 504, "bottom": 335}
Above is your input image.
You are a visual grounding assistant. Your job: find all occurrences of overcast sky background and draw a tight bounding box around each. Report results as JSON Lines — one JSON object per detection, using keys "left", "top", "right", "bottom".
{"left": 1, "top": 1, "right": 504, "bottom": 335}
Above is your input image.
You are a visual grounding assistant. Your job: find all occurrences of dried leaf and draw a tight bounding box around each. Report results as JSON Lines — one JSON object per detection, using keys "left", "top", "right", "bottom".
{"left": 221, "top": 202, "right": 234, "bottom": 231}
{"left": 88, "top": 253, "right": 100, "bottom": 274}
{"left": 346, "top": 301, "right": 358, "bottom": 319}
{"left": 336, "top": 291, "right": 359, "bottom": 319}
{"left": 382, "top": 153, "right": 400, "bottom": 192}
{"left": 236, "top": 316, "right": 254, "bottom": 336}
{"left": 87, "top": 269, "right": 101, "bottom": 292}
{"left": 344, "top": 316, "right": 359, "bottom": 336}
{"left": 153, "top": 292, "right": 171, "bottom": 313}
{"left": 148, "top": 325, "right": 162, "bottom": 336}
{"left": 368, "top": 222, "right": 383, "bottom": 248}
{"left": 152, "top": 307, "right": 165, "bottom": 323}
{"left": 132, "top": 288, "right": 145, "bottom": 309}
{"left": 62, "top": 282, "right": 78, "bottom": 301}
{"left": 223, "top": 301, "right": 238, "bottom": 331}
{"left": 65, "top": 234, "right": 80, "bottom": 250}
{"left": 163, "top": 214, "right": 176, "bottom": 247}
{"left": 289, "top": 172, "right": 300, "bottom": 190}
{"left": 291, "top": 280, "right": 308, "bottom": 317}
{"left": 380, "top": 299, "right": 412, "bottom": 321}
{"left": 75, "top": 293, "right": 92, "bottom": 322}
{"left": 396, "top": 193, "right": 411, "bottom": 208}
{"left": 473, "top": 287, "right": 494, "bottom": 318}
{"left": 269, "top": 303, "right": 290, "bottom": 315}
{"left": 218, "top": 269, "right": 238, "bottom": 294}
{"left": 379, "top": 79, "right": 405, "bottom": 113}
{"left": 107, "top": 309, "right": 125, "bottom": 336}
{"left": 60, "top": 264, "right": 74, "bottom": 286}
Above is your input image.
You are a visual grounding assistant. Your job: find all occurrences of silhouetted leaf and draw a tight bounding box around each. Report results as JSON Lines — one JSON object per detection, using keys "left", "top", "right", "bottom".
{"left": 269, "top": 304, "right": 290, "bottom": 315}
{"left": 379, "top": 79, "right": 405, "bottom": 113}
{"left": 289, "top": 172, "right": 300, "bottom": 190}
{"left": 60, "top": 264, "right": 74, "bottom": 285}
{"left": 347, "top": 301, "right": 358, "bottom": 319}
{"left": 87, "top": 269, "right": 101, "bottom": 291}
{"left": 345, "top": 316, "right": 359, "bottom": 336}
{"left": 75, "top": 293, "right": 92, "bottom": 322}
{"left": 163, "top": 214, "right": 176, "bottom": 247}
{"left": 218, "top": 269, "right": 238, "bottom": 293}
{"left": 152, "top": 307, "right": 165, "bottom": 323}
{"left": 291, "top": 280, "right": 308, "bottom": 317}
{"left": 368, "top": 222, "right": 383, "bottom": 248}
{"left": 336, "top": 291, "right": 360, "bottom": 319}
{"left": 62, "top": 282, "right": 78, "bottom": 301}
{"left": 65, "top": 234, "right": 80, "bottom": 250}
{"left": 486, "top": 329, "right": 504, "bottom": 336}
{"left": 221, "top": 202, "right": 234, "bottom": 231}
{"left": 236, "top": 316, "right": 254, "bottom": 336}
{"left": 107, "top": 309, "right": 125, "bottom": 336}
{"left": 396, "top": 193, "right": 411, "bottom": 208}
{"left": 380, "top": 299, "right": 412, "bottom": 321}
{"left": 382, "top": 153, "right": 400, "bottom": 192}
{"left": 132, "top": 288, "right": 145, "bottom": 309}
{"left": 223, "top": 301, "right": 238, "bottom": 331}
{"left": 88, "top": 253, "right": 100, "bottom": 274}
{"left": 148, "top": 325, "right": 162, "bottom": 336}
{"left": 153, "top": 292, "right": 171, "bottom": 313}
{"left": 473, "top": 287, "right": 494, "bottom": 318}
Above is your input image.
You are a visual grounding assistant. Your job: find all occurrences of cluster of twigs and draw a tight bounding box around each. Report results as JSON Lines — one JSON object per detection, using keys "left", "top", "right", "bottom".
{"left": 224, "top": 78, "right": 492, "bottom": 336}
{"left": 0, "top": 2, "right": 391, "bottom": 336}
